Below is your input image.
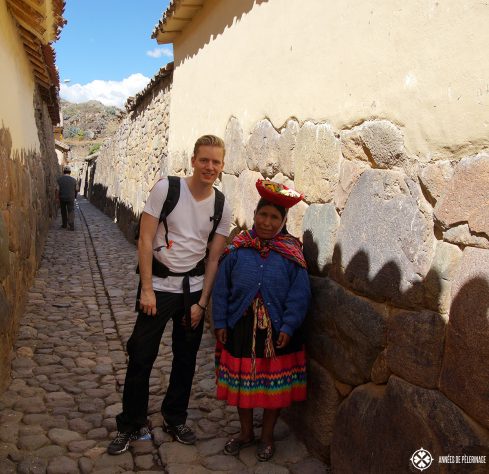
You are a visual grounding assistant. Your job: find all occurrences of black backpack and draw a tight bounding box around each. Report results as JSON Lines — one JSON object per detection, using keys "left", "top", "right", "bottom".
{"left": 134, "top": 176, "right": 225, "bottom": 315}
{"left": 135, "top": 175, "right": 225, "bottom": 248}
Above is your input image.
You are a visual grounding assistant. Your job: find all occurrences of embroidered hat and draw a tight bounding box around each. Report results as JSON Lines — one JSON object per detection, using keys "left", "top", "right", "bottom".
{"left": 255, "top": 179, "right": 304, "bottom": 208}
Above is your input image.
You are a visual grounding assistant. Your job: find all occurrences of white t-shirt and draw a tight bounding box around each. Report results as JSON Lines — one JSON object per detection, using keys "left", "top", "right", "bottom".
{"left": 143, "top": 178, "right": 232, "bottom": 293}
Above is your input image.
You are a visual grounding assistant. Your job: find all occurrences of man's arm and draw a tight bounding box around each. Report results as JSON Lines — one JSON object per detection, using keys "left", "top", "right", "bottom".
{"left": 189, "top": 233, "right": 227, "bottom": 328}
{"left": 138, "top": 212, "right": 159, "bottom": 316}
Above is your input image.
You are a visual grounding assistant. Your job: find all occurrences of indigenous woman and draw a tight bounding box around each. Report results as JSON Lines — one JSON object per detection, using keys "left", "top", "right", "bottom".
{"left": 212, "top": 179, "right": 311, "bottom": 462}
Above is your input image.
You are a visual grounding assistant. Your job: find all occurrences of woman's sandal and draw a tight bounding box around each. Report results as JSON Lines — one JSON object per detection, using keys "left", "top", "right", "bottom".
{"left": 256, "top": 441, "right": 275, "bottom": 462}
{"left": 223, "top": 436, "right": 255, "bottom": 456}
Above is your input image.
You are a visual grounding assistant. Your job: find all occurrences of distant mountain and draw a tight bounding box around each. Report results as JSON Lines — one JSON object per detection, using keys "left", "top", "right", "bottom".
{"left": 60, "top": 99, "right": 125, "bottom": 160}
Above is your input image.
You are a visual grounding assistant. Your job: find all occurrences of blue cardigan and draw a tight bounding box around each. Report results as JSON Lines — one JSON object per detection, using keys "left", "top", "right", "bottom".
{"left": 212, "top": 247, "right": 311, "bottom": 336}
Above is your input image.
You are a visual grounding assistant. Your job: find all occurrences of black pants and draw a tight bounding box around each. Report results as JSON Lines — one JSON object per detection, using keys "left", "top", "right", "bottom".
{"left": 116, "top": 290, "right": 203, "bottom": 432}
{"left": 60, "top": 199, "right": 75, "bottom": 229}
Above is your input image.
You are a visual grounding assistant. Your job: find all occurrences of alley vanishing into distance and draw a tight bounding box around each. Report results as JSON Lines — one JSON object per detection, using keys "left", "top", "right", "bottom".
{"left": 0, "top": 198, "right": 328, "bottom": 474}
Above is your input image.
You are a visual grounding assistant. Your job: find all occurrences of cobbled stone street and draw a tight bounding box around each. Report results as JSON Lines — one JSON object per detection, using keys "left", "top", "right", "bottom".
{"left": 0, "top": 198, "right": 328, "bottom": 474}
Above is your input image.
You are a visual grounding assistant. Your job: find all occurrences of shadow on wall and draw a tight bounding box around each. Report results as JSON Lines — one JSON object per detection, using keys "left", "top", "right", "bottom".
{"left": 82, "top": 161, "right": 139, "bottom": 244}
{"left": 285, "top": 234, "right": 489, "bottom": 471}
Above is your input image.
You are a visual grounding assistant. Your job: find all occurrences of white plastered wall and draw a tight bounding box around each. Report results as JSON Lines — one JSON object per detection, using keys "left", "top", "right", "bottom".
{"left": 0, "top": 0, "right": 40, "bottom": 151}
{"left": 168, "top": 0, "right": 489, "bottom": 160}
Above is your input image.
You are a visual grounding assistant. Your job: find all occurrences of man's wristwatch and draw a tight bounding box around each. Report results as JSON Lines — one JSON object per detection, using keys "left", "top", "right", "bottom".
{"left": 196, "top": 302, "right": 207, "bottom": 311}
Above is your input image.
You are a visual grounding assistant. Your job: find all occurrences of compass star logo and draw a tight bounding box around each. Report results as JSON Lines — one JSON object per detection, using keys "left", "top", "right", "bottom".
{"left": 410, "top": 448, "right": 433, "bottom": 471}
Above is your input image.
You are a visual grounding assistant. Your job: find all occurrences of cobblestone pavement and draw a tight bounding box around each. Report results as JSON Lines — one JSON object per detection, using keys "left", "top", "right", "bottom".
{"left": 0, "top": 198, "right": 329, "bottom": 474}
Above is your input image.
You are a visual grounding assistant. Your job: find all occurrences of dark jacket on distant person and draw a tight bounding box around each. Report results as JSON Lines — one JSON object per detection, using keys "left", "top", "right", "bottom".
{"left": 57, "top": 175, "right": 77, "bottom": 201}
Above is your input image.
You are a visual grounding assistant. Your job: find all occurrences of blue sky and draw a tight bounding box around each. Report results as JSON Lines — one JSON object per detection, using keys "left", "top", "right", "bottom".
{"left": 56, "top": 0, "right": 172, "bottom": 108}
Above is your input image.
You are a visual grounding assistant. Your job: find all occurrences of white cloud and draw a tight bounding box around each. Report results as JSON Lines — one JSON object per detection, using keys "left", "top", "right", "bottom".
{"left": 146, "top": 46, "right": 173, "bottom": 59}
{"left": 60, "top": 73, "right": 151, "bottom": 108}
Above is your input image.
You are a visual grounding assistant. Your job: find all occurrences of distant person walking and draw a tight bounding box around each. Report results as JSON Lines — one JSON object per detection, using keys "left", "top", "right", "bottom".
{"left": 56, "top": 166, "right": 77, "bottom": 231}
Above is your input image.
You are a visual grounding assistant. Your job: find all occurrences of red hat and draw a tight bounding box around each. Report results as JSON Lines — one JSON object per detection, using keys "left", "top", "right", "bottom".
{"left": 256, "top": 179, "right": 304, "bottom": 208}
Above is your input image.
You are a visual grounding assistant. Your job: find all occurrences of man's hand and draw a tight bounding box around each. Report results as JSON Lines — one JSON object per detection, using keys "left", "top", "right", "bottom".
{"left": 191, "top": 303, "right": 204, "bottom": 329}
{"left": 276, "top": 332, "right": 290, "bottom": 349}
{"left": 215, "top": 328, "right": 227, "bottom": 345}
{"left": 140, "top": 288, "right": 157, "bottom": 316}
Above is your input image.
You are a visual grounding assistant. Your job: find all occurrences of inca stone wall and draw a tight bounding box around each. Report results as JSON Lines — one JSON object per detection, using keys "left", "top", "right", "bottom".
{"left": 75, "top": 69, "right": 489, "bottom": 469}
{"left": 75, "top": 72, "right": 172, "bottom": 241}
{"left": 205, "top": 116, "right": 489, "bottom": 470}
{"left": 0, "top": 89, "right": 59, "bottom": 391}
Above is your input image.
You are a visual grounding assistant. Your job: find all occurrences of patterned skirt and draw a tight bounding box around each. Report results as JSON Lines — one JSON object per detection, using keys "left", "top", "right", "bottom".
{"left": 215, "top": 307, "right": 307, "bottom": 409}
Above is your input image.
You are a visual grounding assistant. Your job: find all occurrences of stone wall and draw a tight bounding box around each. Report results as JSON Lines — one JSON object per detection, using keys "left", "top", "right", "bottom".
{"left": 0, "top": 89, "right": 59, "bottom": 391}
{"left": 196, "top": 116, "right": 489, "bottom": 469}
{"left": 75, "top": 71, "right": 172, "bottom": 242}
{"left": 72, "top": 60, "right": 489, "bottom": 467}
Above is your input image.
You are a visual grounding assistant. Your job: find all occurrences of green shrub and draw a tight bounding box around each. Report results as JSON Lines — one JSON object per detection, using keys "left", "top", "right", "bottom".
{"left": 89, "top": 143, "right": 101, "bottom": 155}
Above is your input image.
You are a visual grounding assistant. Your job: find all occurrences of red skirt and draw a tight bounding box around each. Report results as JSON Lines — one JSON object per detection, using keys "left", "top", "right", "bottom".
{"left": 215, "top": 308, "right": 307, "bottom": 409}
{"left": 216, "top": 346, "right": 307, "bottom": 409}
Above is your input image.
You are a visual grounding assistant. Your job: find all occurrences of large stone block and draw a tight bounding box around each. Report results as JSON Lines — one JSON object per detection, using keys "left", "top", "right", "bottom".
{"left": 386, "top": 309, "right": 446, "bottom": 389}
{"left": 302, "top": 204, "right": 340, "bottom": 275}
{"left": 0, "top": 286, "right": 10, "bottom": 333}
{"left": 440, "top": 247, "right": 489, "bottom": 430}
{"left": 333, "top": 169, "right": 434, "bottom": 309}
{"left": 443, "top": 224, "right": 489, "bottom": 249}
{"left": 293, "top": 121, "right": 341, "bottom": 203}
{"left": 223, "top": 117, "right": 247, "bottom": 175}
{"left": 333, "top": 158, "right": 368, "bottom": 212}
{"left": 245, "top": 119, "right": 280, "bottom": 177}
{"left": 285, "top": 359, "right": 340, "bottom": 462}
{"left": 340, "top": 128, "right": 370, "bottom": 163}
{"left": 277, "top": 119, "right": 299, "bottom": 179}
{"left": 370, "top": 349, "right": 391, "bottom": 384}
{"left": 234, "top": 169, "right": 264, "bottom": 229}
{"left": 0, "top": 128, "right": 11, "bottom": 205}
{"left": 359, "top": 120, "right": 409, "bottom": 170}
{"left": 435, "top": 153, "right": 489, "bottom": 240}
{"left": 424, "top": 241, "right": 463, "bottom": 314}
{"left": 220, "top": 173, "right": 239, "bottom": 226}
{"left": 164, "top": 150, "right": 189, "bottom": 176}
{"left": 307, "top": 276, "right": 387, "bottom": 385}
{"left": 419, "top": 160, "right": 454, "bottom": 205}
{"left": 286, "top": 200, "right": 308, "bottom": 241}
{"left": 7, "top": 205, "right": 31, "bottom": 259}
{"left": 0, "top": 213, "right": 9, "bottom": 281}
{"left": 331, "top": 376, "right": 489, "bottom": 473}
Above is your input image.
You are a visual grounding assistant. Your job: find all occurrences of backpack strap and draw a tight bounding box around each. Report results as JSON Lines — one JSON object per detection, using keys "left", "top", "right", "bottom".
{"left": 159, "top": 176, "right": 180, "bottom": 249}
{"left": 135, "top": 176, "right": 180, "bottom": 311}
{"left": 208, "top": 187, "right": 225, "bottom": 243}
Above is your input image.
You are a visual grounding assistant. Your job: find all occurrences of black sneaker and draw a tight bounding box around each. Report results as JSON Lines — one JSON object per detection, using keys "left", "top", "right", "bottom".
{"left": 164, "top": 423, "right": 197, "bottom": 445}
{"left": 107, "top": 430, "right": 138, "bottom": 455}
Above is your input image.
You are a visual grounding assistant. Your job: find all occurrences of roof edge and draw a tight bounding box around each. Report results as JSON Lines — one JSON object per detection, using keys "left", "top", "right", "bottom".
{"left": 125, "top": 62, "right": 174, "bottom": 112}
{"left": 151, "top": 0, "right": 205, "bottom": 44}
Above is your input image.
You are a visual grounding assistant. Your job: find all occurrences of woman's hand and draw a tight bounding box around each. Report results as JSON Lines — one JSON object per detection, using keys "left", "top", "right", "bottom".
{"left": 215, "top": 328, "right": 228, "bottom": 345}
{"left": 276, "top": 332, "right": 290, "bottom": 349}
{"left": 186, "top": 304, "right": 204, "bottom": 329}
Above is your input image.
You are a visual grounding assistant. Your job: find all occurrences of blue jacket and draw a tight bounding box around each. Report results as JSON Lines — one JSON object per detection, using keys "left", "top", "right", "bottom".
{"left": 212, "top": 248, "right": 311, "bottom": 336}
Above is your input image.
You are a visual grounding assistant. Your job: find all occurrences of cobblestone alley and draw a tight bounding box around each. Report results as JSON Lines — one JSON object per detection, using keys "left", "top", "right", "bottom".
{"left": 0, "top": 198, "right": 328, "bottom": 474}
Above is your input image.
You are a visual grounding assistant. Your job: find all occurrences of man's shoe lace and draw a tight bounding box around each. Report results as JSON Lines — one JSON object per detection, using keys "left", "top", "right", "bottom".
{"left": 175, "top": 424, "right": 191, "bottom": 436}
{"left": 108, "top": 431, "right": 135, "bottom": 454}
{"left": 114, "top": 431, "right": 131, "bottom": 443}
